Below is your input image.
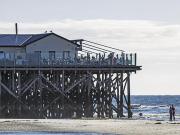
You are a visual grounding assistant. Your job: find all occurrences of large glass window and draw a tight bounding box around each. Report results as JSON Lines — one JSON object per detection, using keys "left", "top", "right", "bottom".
{"left": 49, "top": 51, "right": 55, "bottom": 61}
{"left": 0, "top": 51, "right": 4, "bottom": 59}
{"left": 63, "top": 51, "right": 70, "bottom": 59}
{"left": 34, "top": 51, "right": 41, "bottom": 64}
{"left": 34, "top": 51, "right": 41, "bottom": 58}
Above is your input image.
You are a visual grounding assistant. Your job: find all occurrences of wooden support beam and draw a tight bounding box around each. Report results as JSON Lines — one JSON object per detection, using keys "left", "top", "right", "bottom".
{"left": 18, "top": 72, "right": 21, "bottom": 117}
{"left": 62, "top": 70, "right": 64, "bottom": 92}
{"left": 12, "top": 71, "right": 15, "bottom": 91}
{"left": 108, "top": 72, "right": 113, "bottom": 118}
{"left": 0, "top": 77, "right": 38, "bottom": 118}
{"left": 0, "top": 66, "right": 136, "bottom": 119}
{"left": 127, "top": 73, "right": 132, "bottom": 118}
{"left": 0, "top": 82, "right": 18, "bottom": 100}
{"left": 39, "top": 72, "right": 43, "bottom": 118}
{"left": 120, "top": 72, "right": 124, "bottom": 117}
{"left": 40, "top": 74, "right": 67, "bottom": 98}
{"left": 65, "top": 75, "right": 87, "bottom": 94}
{"left": 96, "top": 72, "right": 101, "bottom": 118}
{"left": 87, "top": 72, "right": 113, "bottom": 87}
{"left": 87, "top": 73, "right": 93, "bottom": 117}
{"left": 101, "top": 72, "right": 105, "bottom": 118}
{"left": 21, "top": 78, "right": 39, "bottom": 95}
{"left": 116, "top": 73, "right": 120, "bottom": 118}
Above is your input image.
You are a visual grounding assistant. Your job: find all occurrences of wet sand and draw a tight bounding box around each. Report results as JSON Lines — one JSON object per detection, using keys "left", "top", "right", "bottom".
{"left": 0, "top": 119, "right": 180, "bottom": 135}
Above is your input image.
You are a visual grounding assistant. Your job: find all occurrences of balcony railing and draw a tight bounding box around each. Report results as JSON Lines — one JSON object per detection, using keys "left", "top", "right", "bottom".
{"left": 0, "top": 52, "right": 137, "bottom": 68}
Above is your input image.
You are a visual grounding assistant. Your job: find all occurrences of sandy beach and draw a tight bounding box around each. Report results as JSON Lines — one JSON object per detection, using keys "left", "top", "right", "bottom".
{"left": 0, "top": 119, "right": 180, "bottom": 135}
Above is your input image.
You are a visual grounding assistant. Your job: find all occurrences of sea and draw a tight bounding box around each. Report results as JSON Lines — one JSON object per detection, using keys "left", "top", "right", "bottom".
{"left": 130, "top": 95, "right": 180, "bottom": 121}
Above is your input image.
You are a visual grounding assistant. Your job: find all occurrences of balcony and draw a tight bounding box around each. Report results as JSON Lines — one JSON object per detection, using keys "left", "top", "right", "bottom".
{"left": 0, "top": 52, "right": 137, "bottom": 69}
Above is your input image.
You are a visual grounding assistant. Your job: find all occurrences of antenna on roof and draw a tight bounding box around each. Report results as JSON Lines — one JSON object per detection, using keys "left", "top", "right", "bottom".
{"left": 15, "top": 23, "right": 18, "bottom": 35}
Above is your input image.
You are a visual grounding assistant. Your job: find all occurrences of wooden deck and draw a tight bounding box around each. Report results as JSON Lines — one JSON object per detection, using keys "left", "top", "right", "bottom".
{"left": 0, "top": 52, "right": 141, "bottom": 119}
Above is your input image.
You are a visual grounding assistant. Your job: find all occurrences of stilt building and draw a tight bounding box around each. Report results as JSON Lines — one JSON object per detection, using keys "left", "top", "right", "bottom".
{"left": 0, "top": 24, "right": 141, "bottom": 118}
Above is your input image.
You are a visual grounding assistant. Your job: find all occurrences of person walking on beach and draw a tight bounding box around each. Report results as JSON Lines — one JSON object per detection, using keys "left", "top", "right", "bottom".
{"left": 172, "top": 104, "right": 175, "bottom": 121}
{"left": 169, "top": 105, "right": 172, "bottom": 121}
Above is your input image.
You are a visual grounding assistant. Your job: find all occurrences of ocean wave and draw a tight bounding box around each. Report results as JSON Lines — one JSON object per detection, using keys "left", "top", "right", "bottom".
{"left": 131, "top": 104, "right": 170, "bottom": 116}
{"left": 131, "top": 104, "right": 141, "bottom": 109}
{"left": 132, "top": 113, "right": 180, "bottom": 121}
{"left": 131, "top": 104, "right": 169, "bottom": 110}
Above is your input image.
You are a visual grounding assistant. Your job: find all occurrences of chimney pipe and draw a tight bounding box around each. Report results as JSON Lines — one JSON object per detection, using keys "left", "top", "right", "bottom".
{"left": 15, "top": 23, "right": 18, "bottom": 35}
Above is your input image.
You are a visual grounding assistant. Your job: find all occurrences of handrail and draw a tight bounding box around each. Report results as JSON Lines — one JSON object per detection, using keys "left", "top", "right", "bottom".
{"left": 84, "top": 40, "right": 124, "bottom": 52}
{"left": 82, "top": 43, "right": 114, "bottom": 53}
{"left": 83, "top": 45, "right": 108, "bottom": 53}
{"left": 0, "top": 52, "right": 137, "bottom": 68}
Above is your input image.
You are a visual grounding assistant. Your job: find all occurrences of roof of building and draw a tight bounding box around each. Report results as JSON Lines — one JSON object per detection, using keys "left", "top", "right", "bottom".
{"left": 0, "top": 33, "right": 79, "bottom": 47}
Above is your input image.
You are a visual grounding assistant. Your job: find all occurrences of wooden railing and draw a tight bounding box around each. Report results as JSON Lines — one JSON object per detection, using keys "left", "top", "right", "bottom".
{"left": 0, "top": 52, "right": 137, "bottom": 68}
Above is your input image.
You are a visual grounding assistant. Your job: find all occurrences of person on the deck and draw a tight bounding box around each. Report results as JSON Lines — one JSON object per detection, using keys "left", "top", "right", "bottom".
{"left": 169, "top": 105, "right": 172, "bottom": 121}
{"left": 172, "top": 104, "right": 175, "bottom": 121}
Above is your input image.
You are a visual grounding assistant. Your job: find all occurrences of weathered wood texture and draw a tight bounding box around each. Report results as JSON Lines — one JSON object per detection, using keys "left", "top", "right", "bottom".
{"left": 0, "top": 69, "right": 136, "bottom": 118}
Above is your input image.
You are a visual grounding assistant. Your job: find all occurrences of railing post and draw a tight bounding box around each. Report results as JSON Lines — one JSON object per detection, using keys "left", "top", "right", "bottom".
{"left": 127, "top": 72, "right": 132, "bottom": 118}
{"left": 74, "top": 53, "right": 77, "bottom": 65}
{"left": 98, "top": 53, "right": 101, "bottom": 66}
{"left": 126, "top": 54, "right": 128, "bottom": 65}
{"left": 4, "top": 53, "right": 6, "bottom": 69}
{"left": 38, "top": 53, "right": 41, "bottom": 68}
{"left": 14, "top": 53, "right": 15, "bottom": 70}
{"left": 130, "top": 53, "right": 132, "bottom": 65}
{"left": 87, "top": 53, "right": 90, "bottom": 65}
{"left": 135, "top": 53, "right": 137, "bottom": 66}
{"left": 111, "top": 53, "right": 114, "bottom": 65}
{"left": 122, "top": 53, "right": 125, "bottom": 65}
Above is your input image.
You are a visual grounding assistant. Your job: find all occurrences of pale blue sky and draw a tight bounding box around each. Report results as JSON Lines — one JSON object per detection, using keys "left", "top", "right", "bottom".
{"left": 0, "top": 0, "right": 180, "bottom": 95}
{"left": 1, "top": 0, "right": 180, "bottom": 22}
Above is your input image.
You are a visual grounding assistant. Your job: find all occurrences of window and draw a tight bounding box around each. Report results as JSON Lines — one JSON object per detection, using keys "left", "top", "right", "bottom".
{"left": 6, "top": 53, "right": 11, "bottom": 59}
{"left": 34, "top": 51, "right": 41, "bottom": 57}
{"left": 63, "top": 51, "right": 70, "bottom": 59}
{"left": 34, "top": 51, "right": 41, "bottom": 62}
{"left": 0, "top": 51, "right": 4, "bottom": 59}
{"left": 49, "top": 51, "right": 55, "bottom": 60}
